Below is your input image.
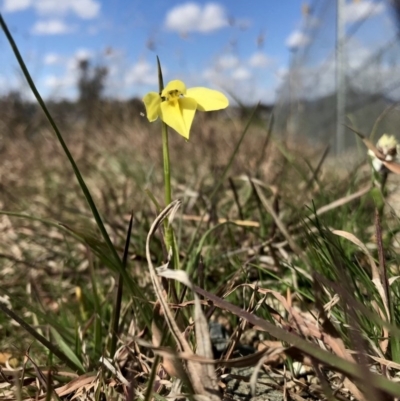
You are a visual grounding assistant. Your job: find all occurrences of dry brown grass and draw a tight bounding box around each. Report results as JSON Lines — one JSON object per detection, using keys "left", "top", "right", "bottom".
{"left": 2, "top": 114, "right": 388, "bottom": 401}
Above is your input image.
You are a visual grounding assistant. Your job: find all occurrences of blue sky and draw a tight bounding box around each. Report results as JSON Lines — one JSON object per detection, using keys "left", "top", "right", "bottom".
{"left": 0, "top": 0, "right": 395, "bottom": 104}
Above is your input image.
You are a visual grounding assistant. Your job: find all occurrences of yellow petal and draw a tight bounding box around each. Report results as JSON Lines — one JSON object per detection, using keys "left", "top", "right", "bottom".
{"left": 143, "top": 92, "right": 161, "bottom": 122}
{"left": 161, "top": 80, "right": 187, "bottom": 97}
{"left": 160, "top": 97, "right": 197, "bottom": 139}
{"left": 186, "top": 87, "right": 229, "bottom": 111}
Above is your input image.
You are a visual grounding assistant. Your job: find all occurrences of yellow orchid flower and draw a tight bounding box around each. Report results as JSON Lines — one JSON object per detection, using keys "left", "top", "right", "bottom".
{"left": 143, "top": 79, "right": 229, "bottom": 139}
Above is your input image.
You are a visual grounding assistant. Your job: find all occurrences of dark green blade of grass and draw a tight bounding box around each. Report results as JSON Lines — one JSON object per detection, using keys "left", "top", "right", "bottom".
{"left": 87, "top": 250, "right": 103, "bottom": 359}
{"left": 50, "top": 328, "right": 85, "bottom": 372}
{"left": 110, "top": 211, "right": 134, "bottom": 358}
{"left": 0, "top": 302, "right": 82, "bottom": 372}
{"left": 45, "top": 370, "right": 62, "bottom": 401}
{"left": 3, "top": 288, "right": 79, "bottom": 344}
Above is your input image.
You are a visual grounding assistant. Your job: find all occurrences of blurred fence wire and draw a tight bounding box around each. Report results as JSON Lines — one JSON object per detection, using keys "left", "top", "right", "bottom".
{"left": 274, "top": 0, "right": 400, "bottom": 153}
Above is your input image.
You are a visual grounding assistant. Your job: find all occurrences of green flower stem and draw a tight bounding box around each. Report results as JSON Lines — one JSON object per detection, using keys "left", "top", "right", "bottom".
{"left": 156, "top": 57, "right": 173, "bottom": 252}
{"left": 161, "top": 121, "right": 173, "bottom": 251}
{"left": 161, "top": 122, "right": 171, "bottom": 205}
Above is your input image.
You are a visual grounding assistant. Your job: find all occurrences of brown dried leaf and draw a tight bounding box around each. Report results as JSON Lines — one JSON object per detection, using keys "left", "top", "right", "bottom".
{"left": 157, "top": 266, "right": 220, "bottom": 398}
{"left": 382, "top": 160, "right": 400, "bottom": 174}
{"left": 151, "top": 303, "right": 180, "bottom": 378}
{"left": 146, "top": 201, "right": 221, "bottom": 400}
{"left": 52, "top": 373, "right": 96, "bottom": 398}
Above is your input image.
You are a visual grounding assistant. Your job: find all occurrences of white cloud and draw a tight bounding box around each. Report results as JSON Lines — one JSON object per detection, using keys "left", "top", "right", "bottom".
{"left": 3, "top": 0, "right": 100, "bottom": 19}
{"left": 44, "top": 53, "right": 63, "bottom": 65}
{"left": 248, "top": 52, "right": 272, "bottom": 68}
{"left": 35, "top": 0, "right": 100, "bottom": 19}
{"left": 344, "top": 1, "right": 385, "bottom": 24}
{"left": 285, "top": 30, "right": 310, "bottom": 50}
{"left": 216, "top": 54, "right": 239, "bottom": 70}
{"left": 125, "top": 60, "right": 159, "bottom": 86}
{"left": 74, "top": 48, "right": 93, "bottom": 61}
{"left": 231, "top": 67, "right": 251, "bottom": 81}
{"left": 165, "top": 2, "right": 228, "bottom": 34}
{"left": 32, "top": 19, "right": 73, "bottom": 35}
{"left": 2, "top": 0, "right": 31, "bottom": 12}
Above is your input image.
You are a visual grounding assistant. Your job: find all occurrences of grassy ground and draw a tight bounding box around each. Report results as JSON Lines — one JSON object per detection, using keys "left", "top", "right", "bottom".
{"left": 3, "top": 110, "right": 400, "bottom": 400}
